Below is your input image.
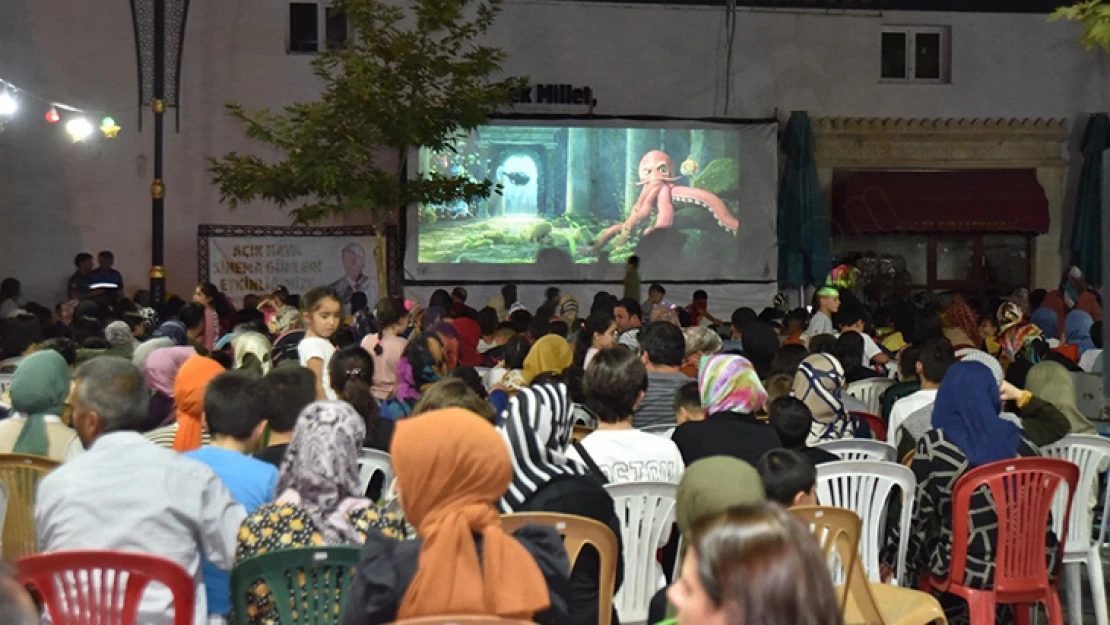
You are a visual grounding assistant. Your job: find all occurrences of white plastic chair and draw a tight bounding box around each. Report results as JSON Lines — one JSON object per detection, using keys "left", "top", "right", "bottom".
{"left": 639, "top": 425, "right": 675, "bottom": 438}
{"left": 813, "top": 439, "right": 896, "bottom": 462}
{"left": 1041, "top": 434, "right": 1110, "bottom": 625}
{"left": 357, "top": 448, "right": 395, "bottom": 501}
{"left": 815, "top": 460, "right": 916, "bottom": 585}
{"left": 605, "top": 481, "right": 678, "bottom": 625}
{"left": 846, "top": 378, "right": 893, "bottom": 416}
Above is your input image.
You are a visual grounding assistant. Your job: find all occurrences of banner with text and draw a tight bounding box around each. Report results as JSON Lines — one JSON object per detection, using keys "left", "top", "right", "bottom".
{"left": 199, "top": 226, "right": 384, "bottom": 312}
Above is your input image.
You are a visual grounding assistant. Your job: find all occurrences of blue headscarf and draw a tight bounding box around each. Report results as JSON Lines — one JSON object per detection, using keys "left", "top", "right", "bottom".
{"left": 931, "top": 362, "right": 1021, "bottom": 467}
{"left": 1065, "top": 309, "right": 1097, "bottom": 357}
{"left": 153, "top": 319, "right": 188, "bottom": 346}
{"left": 1029, "top": 307, "right": 1059, "bottom": 341}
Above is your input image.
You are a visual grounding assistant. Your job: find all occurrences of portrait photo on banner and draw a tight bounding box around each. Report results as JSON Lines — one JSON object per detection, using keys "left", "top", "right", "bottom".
{"left": 197, "top": 225, "right": 399, "bottom": 311}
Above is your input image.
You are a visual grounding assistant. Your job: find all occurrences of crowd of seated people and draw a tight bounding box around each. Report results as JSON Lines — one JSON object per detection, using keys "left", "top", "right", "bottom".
{"left": 0, "top": 258, "right": 1103, "bottom": 625}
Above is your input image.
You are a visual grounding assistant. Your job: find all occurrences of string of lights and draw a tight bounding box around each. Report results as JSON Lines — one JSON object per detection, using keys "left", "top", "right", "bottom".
{"left": 0, "top": 75, "right": 122, "bottom": 142}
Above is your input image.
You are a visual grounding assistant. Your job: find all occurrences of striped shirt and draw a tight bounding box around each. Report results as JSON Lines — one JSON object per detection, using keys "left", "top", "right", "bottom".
{"left": 633, "top": 371, "right": 688, "bottom": 429}
{"left": 145, "top": 423, "right": 212, "bottom": 449}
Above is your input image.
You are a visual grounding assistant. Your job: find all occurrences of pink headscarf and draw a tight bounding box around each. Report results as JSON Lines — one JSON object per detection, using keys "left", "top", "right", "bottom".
{"left": 143, "top": 347, "right": 196, "bottom": 397}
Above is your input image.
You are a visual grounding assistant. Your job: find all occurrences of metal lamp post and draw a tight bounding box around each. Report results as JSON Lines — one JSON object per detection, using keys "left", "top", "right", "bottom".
{"left": 130, "top": 0, "right": 190, "bottom": 305}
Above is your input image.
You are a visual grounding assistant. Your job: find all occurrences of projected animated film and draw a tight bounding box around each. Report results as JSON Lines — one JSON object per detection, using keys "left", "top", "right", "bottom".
{"left": 416, "top": 124, "right": 747, "bottom": 265}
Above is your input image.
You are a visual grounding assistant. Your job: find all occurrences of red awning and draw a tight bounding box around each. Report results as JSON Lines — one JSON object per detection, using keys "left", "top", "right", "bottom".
{"left": 831, "top": 170, "right": 1050, "bottom": 235}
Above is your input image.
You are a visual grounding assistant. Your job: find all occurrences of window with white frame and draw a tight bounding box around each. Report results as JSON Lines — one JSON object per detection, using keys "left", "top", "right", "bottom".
{"left": 880, "top": 26, "right": 950, "bottom": 83}
{"left": 288, "top": 2, "right": 349, "bottom": 54}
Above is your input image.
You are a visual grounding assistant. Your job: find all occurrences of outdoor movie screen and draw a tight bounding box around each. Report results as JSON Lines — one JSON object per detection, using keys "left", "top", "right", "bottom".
{"left": 405, "top": 118, "right": 778, "bottom": 283}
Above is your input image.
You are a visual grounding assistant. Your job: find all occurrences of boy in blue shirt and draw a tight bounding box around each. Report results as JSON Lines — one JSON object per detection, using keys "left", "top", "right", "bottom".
{"left": 184, "top": 372, "right": 277, "bottom": 623}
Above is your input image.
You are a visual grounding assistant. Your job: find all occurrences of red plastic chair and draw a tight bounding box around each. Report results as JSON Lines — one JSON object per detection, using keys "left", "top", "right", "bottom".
{"left": 17, "top": 550, "right": 195, "bottom": 625}
{"left": 850, "top": 411, "right": 887, "bottom": 441}
{"left": 919, "top": 457, "right": 1079, "bottom": 625}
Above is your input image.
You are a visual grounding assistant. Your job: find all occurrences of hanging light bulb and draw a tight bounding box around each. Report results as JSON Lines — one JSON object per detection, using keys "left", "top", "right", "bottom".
{"left": 45, "top": 107, "right": 60, "bottom": 124}
{"left": 65, "top": 117, "right": 93, "bottom": 142}
{"left": 0, "top": 91, "right": 16, "bottom": 117}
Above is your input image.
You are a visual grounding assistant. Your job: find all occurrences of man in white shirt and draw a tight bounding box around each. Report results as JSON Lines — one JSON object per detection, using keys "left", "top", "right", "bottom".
{"left": 614, "top": 298, "right": 644, "bottom": 353}
{"left": 569, "top": 346, "right": 685, "bottom": 484}
{"left": 35, "top": 357, "right": 246, "bottom": 625}
{"left": 836, "top": 307, "right": 889, "bottom": 369}
{"left": 806, "top": 286, "right": 840, "bottom": 338}
{"left": 888, "top": 339, "right": 955, "bottom": 446}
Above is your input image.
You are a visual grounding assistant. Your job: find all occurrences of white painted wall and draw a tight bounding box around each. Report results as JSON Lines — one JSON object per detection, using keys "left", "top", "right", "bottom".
{"left": 1, "top": 0, "right": 1106, "bottom": 308}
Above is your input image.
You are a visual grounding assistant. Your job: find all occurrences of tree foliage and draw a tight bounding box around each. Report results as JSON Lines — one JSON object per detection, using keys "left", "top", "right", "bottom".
{"left": 208, "top": 0, "right": 527, "bottom": 226}
{"left": 1051, "top": 1, "right": 1110, "bottom": 51}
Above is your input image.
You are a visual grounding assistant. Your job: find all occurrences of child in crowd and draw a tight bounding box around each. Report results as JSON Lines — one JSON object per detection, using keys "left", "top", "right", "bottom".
{"left": 412, "top": 377, "right": 497, "bottom": 422}
{"left": 767, "top": 397, "right": 839, "bottom": 466}
{"left": 686, "top": 290, "right": 723, "bottom": 327}
{"left": 299, "top": 286, "right": 343, "bottom": 400}
{"left": 361, "top": 297, "right": 409, "bottom": 401}
{"left": 835, "top": 306, "right": 889, "bottom": 368}
{"left": 781, "top": 308, "right": 809, "bottom": 346}
{"left": 757, "top": 448, "right": 818, "bottom": 507}
{"left": 184, "top": 372, "right": 277, "bottom": 623}
{"left": 806, "top": 286, "right": 840, "bottom": 337}
{"left": 254, "top": 366, "right": 317, "bottom": 468}
{"left": 673, "top": 381, "right": 704, "bottom": 425}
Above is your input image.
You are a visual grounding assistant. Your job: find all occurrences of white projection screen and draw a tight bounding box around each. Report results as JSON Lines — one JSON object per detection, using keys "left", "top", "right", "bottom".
{"left": 404, "top": 118, "right": 778, "bottom": 284}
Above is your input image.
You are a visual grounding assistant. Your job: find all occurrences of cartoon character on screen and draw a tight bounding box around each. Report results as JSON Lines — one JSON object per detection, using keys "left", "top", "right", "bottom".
{"left": 587, "top": 150, "right": 739, "bottom": 252}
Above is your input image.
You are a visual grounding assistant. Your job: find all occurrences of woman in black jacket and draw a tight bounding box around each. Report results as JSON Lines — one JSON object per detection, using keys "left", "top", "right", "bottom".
{"left": 500, "top": 383, "right": 625, "bottom": 625}
{"left": 340, "top": 408, "right": 569, "bottom": 625}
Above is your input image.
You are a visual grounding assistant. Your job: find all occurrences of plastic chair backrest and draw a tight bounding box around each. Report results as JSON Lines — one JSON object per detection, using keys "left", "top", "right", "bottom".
{"left": 0, "top": 453, "right": 59, "bottom": 560}
{"left": 846, "top": 378, "right": 894, "bottom": 415}
{"left": 18, "top": 550, "right": 196, "bottom": 625}
{"left": 791, "top": 505, "right": 882, "bottom": 624}
{"left": 812, "top": 439, "right": 896, "bottom": 463}
{"left": 230, "top": 546, "right": 361, "bottom": 625}
{"left": 390, "top": 617, "right": 538, "bottom": 625}
{"left": 1040, "top": 435, "right": 1110, "bottom": 556}
{"left": 948, "top": 457, "right": 1078, "bottom": 595}
{"left": 639, "top": 425, "right": 675, "bottom": 438}
{"left": 501, "top": 512, "right": 619, "bottom": 625}
{"left": 0, "top": 480, "right": 8, "bottom": 554}
{"left": 357, "top": 448, "right": 394, "bottom": 499}
{"left": 815, "top": 460, "right": 916, "bottom": 584}
{"left": 604, "top": 481, "right": 678, "bottom": 625}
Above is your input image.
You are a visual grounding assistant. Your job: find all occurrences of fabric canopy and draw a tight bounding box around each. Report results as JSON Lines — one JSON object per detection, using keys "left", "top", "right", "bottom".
{"left": 778, "top": 111, "right": 831, "bottom": 289}
{"left": 1070, "top": 113, "right": 1108, "bottom": 287}
{"left": 831, "top": 169, "right": 1050, "bottom": 235}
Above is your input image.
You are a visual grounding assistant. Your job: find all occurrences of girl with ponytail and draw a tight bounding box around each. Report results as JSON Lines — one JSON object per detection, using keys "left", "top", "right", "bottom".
{"left": 360, "top": 297, "right": 409, "bottom": 401}
{"left": 330, "top": 345, "right": 395, "bottom": 454}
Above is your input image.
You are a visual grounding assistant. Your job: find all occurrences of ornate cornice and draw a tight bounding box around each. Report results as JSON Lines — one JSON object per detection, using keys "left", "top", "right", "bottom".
{"left": 813, "top": 117, "right": 1068, "bottom": 137}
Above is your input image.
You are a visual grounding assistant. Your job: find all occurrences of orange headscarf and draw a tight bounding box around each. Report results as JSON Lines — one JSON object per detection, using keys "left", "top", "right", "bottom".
{"left": 171, "top": 355, "right": 224, "bottom": 452}
{"left": 392, "top": 409, "right": 550, "bottom": 620}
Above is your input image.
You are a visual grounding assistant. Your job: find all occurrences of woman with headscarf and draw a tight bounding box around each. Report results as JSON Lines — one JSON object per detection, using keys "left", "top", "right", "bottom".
{"left": 141, "top": 346, "right": 196, "bottom": 431}
{"left": 381, "top": 333, "right": 446, "bottom": 420}
{"left": 648, "top": 457, "right": 767, "bottom": 625}
{"left": 152, "top": 318, "right": 189, "bottom": 347}
{"left": 167, "top": 355, "right": 224, "bottom": 452}
{"left": 104, "top": 320, "right": 138, "bottom": 359}
{"left": 0, "top": 350, "right": 80, "bottom": 461}
{"left": 231, "top": 331, "right": 272, "bottom": 376}
{"left": 1029, "top": 307, "right": 1060, "bottom": 343}
{"left": 131, "top": 336, "right": 174, "bottom": 371}
{"left": 499, "top": 384, "right": 624, "bottom": 625}
{"left": 1042, "top": 266, "right": 1103, "bottom": 334}
{"left": 1025, "top": 360, "right": 1096, "bottom": 436}
{"left": 793, "top": 353, "right": 868, "bottom": 445}
{"left": 340, "top": 409, "right": 569, "bottom": 625}
{"left": 268, "top": 305, "right": 305, "bottom": 367}
{"left": 672, "top": 354, "right": 778, "bottom": 467}
{"left": 881, "top": 362, "right": 1054, "bottom": 625}
{"left": 451, "top": 317, "right": 483, "bottom": 368}
{"left": 1065, "top": 309, "right": 1097, "bottom": 358}
{"left": 522, "top": 335, "right": 573, "bottom": 383}
{"left": 680, "top": 326, "right": 723, "bottom": 378}
{"left": 236, "top": 401, "right": 404, "bottom": 625}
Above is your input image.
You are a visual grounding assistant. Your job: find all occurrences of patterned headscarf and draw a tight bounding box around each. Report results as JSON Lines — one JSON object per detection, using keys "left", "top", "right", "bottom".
{"left": 105, "top": 321, "right": 137, "bottom": 348}
{"left": 1061, "top": 266, "right": 1087, "bottom": 310}
{"left": 276, "top": 401, "right": 370, "bottom": 544}
{"left": 649, "top": 305, "right": 681, "bottom": 327}
{"left": 792, "top": 354, "right": 850, "bottom": 444}
{"left": 498, "top": 384, "right": 587, "bottom": 512}
{"left": 944, "top": 301, "right": 982, "bottom": 348}
{"left": 153, "top": 320, "right": 188, "bottom": 346}
{"left": 269, "top": 305, "right": 304, "bottom": 335}
{"left": 999, "top": 322, "right": 1043, "bottom": 363}
{"left": 1066, "top": 309, "right": 1097, "bottom": 357}
{"left": 827, "top": 264, "right": 859, "bottom": 290}
{"left": 773, "top": 292, "right": 790, "bottom": 313}
{"left": 698, "top": 354, "right": 767, "bottom": 415}
{"left": 392, "top": 409, "right": 551, "bottom": 620}
{"left": 1029, "top": 307, "right": 1060, "bottom": 341}
{"left": 997, "top": 301, "right": 1026, "bottom": 334}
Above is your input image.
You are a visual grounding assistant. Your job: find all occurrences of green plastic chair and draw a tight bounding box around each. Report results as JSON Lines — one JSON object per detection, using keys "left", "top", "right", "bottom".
{"left": 229, "top": 546, "right": 361, "bottom": 625}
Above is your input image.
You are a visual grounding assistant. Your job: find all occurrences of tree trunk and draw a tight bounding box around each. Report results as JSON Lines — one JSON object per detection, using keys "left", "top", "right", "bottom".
{"left": 565, "top": 127, "right": 594, "bottom": 217}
